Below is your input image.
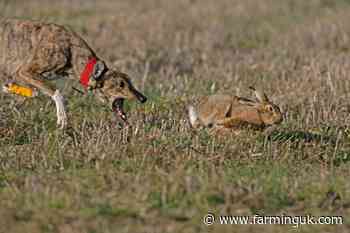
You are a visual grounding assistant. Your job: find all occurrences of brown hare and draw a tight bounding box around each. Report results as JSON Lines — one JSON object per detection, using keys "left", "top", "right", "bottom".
{"left": 188, "top": 87, "right": 283, "bottom": 133}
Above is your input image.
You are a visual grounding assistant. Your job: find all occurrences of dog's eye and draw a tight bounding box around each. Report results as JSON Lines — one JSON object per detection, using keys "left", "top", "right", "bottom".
{"left": 119, "top": 81, "right": 125, "bottom": 88}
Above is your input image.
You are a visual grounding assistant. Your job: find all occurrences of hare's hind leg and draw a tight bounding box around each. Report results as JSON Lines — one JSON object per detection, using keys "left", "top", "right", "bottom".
{"left": 216, "top": 116, "right": 246, "bottom": 129}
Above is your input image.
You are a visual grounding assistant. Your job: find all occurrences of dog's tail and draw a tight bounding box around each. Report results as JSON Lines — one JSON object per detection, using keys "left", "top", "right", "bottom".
{"left": 188, "top": 105, "right": 199, "bottom": 128}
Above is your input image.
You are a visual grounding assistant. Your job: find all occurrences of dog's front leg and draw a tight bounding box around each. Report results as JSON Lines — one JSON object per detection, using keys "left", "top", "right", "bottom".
{"left": 17, "top": 70, "right": 67, "bottom": 128}
{"left": 51, "top": 89, "right": 67, "bottom": 129}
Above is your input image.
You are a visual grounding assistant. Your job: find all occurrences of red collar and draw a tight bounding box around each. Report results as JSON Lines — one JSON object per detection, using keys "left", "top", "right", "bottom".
{"left": 80, "top": 58, "right": 97, "bottom": 88}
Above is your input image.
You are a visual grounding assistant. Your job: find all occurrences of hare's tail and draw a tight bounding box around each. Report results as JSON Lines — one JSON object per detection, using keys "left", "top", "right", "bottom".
{"left": 188, "top": 105, "right": 199, "bottom": 127}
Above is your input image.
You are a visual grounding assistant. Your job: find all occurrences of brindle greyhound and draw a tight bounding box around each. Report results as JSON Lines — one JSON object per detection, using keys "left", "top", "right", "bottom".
{"left": 0, "top": 18, "right": 147, "bottom": 128}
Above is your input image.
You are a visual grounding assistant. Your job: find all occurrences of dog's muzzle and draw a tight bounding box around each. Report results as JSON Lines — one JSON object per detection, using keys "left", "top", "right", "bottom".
{"left": 131, "top": 87, "right": 147, "bottom": 103}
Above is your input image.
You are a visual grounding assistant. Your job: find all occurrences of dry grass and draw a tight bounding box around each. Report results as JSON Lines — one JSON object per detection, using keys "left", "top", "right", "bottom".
{"left": 1, "top": 0, "right": 350, "bottom": 232}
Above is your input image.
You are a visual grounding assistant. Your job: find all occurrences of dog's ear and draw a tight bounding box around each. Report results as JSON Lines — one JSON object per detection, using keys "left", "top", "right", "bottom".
{"left": 92, "top": 61, "right": 106, "bottom": 80}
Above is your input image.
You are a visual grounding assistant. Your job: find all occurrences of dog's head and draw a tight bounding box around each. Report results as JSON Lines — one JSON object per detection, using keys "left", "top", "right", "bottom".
{"left": 95, "top": 69, "right": 147, "bottom": 106}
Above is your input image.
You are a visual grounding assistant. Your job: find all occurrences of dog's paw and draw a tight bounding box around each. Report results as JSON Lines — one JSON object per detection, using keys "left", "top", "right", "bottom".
{"left": 52, "top": 90, "right": 67, "bottom": 129}
{"left": 57, "top": 108, "right": 67, "bottom": 129}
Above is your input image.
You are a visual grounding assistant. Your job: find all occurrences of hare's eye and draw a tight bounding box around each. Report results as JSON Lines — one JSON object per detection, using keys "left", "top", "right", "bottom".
{"left": 266, "top": 105, "right": 273, "bottom": 112}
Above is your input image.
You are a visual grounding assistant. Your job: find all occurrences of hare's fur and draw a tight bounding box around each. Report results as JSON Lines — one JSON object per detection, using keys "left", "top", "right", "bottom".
{"left": 188, "top": 87, "right": 283, "bottom": 132}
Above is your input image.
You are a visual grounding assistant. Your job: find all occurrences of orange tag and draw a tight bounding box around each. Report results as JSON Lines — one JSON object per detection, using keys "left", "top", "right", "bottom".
{"left": 3, "top": 83, "right": 37, "bottom": 97}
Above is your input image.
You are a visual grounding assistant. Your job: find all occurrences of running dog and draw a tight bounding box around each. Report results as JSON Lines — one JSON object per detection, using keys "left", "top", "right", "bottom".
{"left": 0, "top": 18, "right": 147, "bottom": 128}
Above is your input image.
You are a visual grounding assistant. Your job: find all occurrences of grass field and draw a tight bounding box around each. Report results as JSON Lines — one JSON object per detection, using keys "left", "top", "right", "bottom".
{"left": 1, "top": 0, "right": 350, "bottom": 232}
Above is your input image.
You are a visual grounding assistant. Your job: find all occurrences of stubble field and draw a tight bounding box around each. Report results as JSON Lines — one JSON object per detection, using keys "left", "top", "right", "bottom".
{"left": 1, "top": 0, "right": 350, "bottom": 232}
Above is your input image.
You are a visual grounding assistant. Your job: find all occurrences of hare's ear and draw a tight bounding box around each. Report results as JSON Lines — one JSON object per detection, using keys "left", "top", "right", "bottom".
{"left": 92, "top": 61, "right": 107, "bottom": 81}
{"left": 249, "top": 86, "right": 269, "bottom": 103}
{"left": 237, "top": 97, "right": 256, "bottom": 106}
{"left": 224, "top": 104, "right": 232, "bottom": 117}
